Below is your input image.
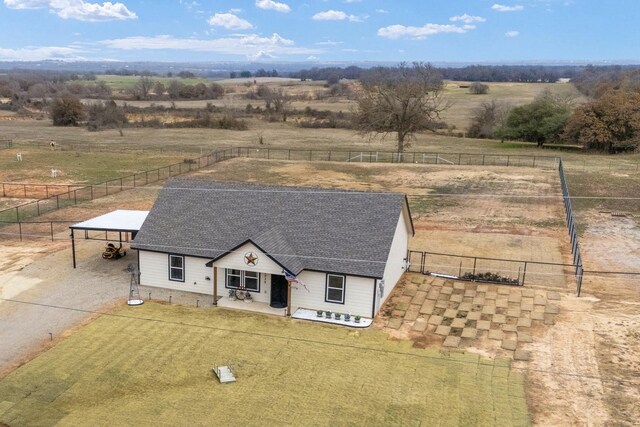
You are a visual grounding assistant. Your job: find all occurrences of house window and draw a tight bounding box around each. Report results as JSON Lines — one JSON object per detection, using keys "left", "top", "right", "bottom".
{"left": 325, "top": 274, "right": 345, "bottom": 304}
{"left": 225, "top": 269, "right": 260, "bottom": 292}
{"left": 169, "top": 255, "right": 184, "bottom": 282}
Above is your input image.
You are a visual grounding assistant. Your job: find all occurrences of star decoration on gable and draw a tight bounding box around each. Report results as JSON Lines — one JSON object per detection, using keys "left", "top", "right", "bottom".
{"left": 244, "top": 252, "right": 258, "bottom": 266}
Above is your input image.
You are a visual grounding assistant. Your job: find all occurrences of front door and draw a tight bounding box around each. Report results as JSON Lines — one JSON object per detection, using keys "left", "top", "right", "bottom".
{"left": 270, "top": 275, "right": 288, "bottom": 308}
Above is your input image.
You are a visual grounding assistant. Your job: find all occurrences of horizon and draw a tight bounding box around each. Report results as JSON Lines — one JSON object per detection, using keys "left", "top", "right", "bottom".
{"left": 1, "top": 0, "right": 639, "bottom": 64}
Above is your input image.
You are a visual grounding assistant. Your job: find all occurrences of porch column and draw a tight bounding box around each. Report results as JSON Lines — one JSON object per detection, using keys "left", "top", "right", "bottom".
{"left": 71, "top": 228, "right": 76, "bottom": 269}
{"left": 212, "top": 266, "right": 218, "bottom": 306}
{"left": 287, "top": 282, "right": 292, "bottom": 316}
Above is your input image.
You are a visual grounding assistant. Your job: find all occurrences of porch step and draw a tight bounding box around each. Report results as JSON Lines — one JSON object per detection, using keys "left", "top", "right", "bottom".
{"left": 213, "top": 365, "right": 236, "bottom": 383}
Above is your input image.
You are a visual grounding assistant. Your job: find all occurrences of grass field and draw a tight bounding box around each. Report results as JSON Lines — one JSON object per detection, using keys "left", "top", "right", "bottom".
{"left": 94, "top": 74, "right": 213, "bottom": 90}
{"left": 0, "top": 302, "right": 529, "bottom": 426}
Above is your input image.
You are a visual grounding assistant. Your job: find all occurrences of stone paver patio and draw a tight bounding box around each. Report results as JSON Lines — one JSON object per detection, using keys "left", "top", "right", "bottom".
{"left": 380, "top": 274, "right": 560, "bottom": 359}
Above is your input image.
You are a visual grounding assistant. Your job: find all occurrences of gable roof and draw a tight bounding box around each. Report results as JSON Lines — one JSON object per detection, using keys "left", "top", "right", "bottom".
{"left": 132, "top": 179, "right": 413, "bottom": 279}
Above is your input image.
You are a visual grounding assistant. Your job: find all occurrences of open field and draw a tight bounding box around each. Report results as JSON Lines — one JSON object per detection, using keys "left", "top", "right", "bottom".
{"left": 0, "top": 302, "right": 528, "bottom": 426}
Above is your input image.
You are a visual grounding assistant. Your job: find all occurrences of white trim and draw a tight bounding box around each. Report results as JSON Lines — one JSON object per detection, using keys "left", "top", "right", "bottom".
{"left": 325, "top": 274, "right": 345, "bottom": 304}
{"left": 169, "top": 254, "right": 184, "bottom": 281}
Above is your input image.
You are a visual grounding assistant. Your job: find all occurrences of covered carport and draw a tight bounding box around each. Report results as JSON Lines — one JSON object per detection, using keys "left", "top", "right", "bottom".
{"left": 69, "top": 210, "right": 149, "bottom": 268}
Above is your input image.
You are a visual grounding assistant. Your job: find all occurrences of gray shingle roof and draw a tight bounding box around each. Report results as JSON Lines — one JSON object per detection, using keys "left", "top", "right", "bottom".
{"left": 132, "top": 179, "right": 412, "bottom": 278}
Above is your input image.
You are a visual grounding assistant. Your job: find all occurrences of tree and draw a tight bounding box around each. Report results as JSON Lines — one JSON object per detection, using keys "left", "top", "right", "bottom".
{"left": 466, "top": 100, "right": 511, "bottom": 139}
{"left": 86, "top": 100, "right": 127, "bottom": 131}
{"left": 355, "top": 62, "right": 449, "bottom": 152}
{"left": 50, "top": 93, "right": 84, "bottom": 126}
{"left": 496, "top": 92, "right": 571, "bottom": 146}
{"left": 469, "top": 82, "right": 490, "bottom": 95}
{"left": 562, "top": 90, "right": 640, "bottom": 153}
{"left": 153, "top": 81, "right": 166, "bottom": 98}
{"left": 132, "top": 76, "right": 154, "bottom": 99}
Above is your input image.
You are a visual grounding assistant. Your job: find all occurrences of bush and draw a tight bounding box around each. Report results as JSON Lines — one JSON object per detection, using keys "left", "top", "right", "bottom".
{"left": 469, "top": 82, "right": 490, "bottom": 95}
{"left": 50, "top": 93, "right": 84, "bottom": 126}
{"left": 86, "top": 100, "right": 127, "bottom": 131}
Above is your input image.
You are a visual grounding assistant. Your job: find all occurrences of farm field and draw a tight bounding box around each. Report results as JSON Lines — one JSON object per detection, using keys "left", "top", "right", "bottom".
{"left": 0, "top": 302, "right": 528, "bottom": 426}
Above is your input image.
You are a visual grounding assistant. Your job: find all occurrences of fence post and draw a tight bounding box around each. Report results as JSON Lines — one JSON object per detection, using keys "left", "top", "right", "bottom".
{"left": 146, "top": 171, "right": 149, "bottom": 185}
{"left": 50, "top": 222, "right": 54, "bottom": 241}
{"left": 18, "top": 221, "right": 22, "bottom": 241}
{"left": 472, "top": 258, "right": 477, "bottom": 276}
{"left": 56, "top": 195, "right": 59, "bottom": 209}
{"left": 522, "top": 262, "right": 527, "bottom": 286}
{"left": 482, "top": 154, "right": 485, "bottom": 166}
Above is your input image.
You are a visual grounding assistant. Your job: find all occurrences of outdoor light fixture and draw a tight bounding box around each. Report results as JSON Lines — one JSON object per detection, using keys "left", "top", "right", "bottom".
{"left": 205, "top": 276, "right": 211, "bottom": 281}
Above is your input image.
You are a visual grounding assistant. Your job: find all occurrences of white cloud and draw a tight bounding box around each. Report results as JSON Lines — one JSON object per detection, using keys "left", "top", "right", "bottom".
{"left": 0, "top": 45, "right": 87, "bottom": 61}
{"left": 307, "top": 55, "right": 318, "bottom": 60}
{"left": 491, "top": 4, "right": 524, "bottom": 12}
{"left": 255, "top": 0, "right": 290, "bottom": 13}
{"left": 377, "top": 23, "right": 468, "bottom": 40}
{"left": 312, "top": 9, "right": 362, "bottom": 22}
{"left": 207, "top": 12, "right": 253, "bottom": 30}
{"left": 450, "top": 14, "right": 486, "bottom": 24}
{"left": 4, "top": 0, "right": 137, "bottom": 21}
{"left": 375, "top": 9, "right": 388, "bottom": 14}
{"left": 99, "top": 33, "right": 321, "bottom": 59}
{"left": 315, "top": 40, "right": 343, "bottom": 45}
{"left": 505, "top": 30, "right": 520, "bottom": 37}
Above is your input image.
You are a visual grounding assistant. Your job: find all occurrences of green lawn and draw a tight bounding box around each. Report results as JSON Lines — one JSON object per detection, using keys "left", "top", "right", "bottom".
{"left": 0, "top": 303, "right": 529, "bottom": 426}
{"left": 95, "top": 75, "right": 214, "bottom": 90}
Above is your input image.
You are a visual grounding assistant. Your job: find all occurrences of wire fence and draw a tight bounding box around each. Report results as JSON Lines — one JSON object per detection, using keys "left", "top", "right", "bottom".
{"left": 406, "top": 250, "right": 576, "bottom": 289}
{"left": 1, "top": 182, "right": 85, "bottom": 199}
{"left": 558, "top": 159, "right": 584, "bottom": 295}
{"left": 0, "top": 139, "right": 12, "bottom": 149}
{"left": 0, "top": 147, "right": 238, "bottom": 223}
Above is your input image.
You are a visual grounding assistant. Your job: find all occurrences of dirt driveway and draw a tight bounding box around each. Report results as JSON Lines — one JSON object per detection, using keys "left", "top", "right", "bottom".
{"left": 0, "top": 238, "right": 132, "bottom": 376}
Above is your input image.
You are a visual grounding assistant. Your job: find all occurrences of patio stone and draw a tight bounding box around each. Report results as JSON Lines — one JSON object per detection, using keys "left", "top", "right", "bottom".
{"left": 418, "top": 281, "right": 431, "bottom": 292}
{"left": 459, "top": 302, "right": 472, "bottom": 312}
{"left": 411, "top": 276, "right": 423, "bottom": 284}
{"left": 517, "top": 332, "right": 533, "bottom": 343}
{"left": 450, "top": 294, "right": 463, "bottom": 303}
{"left": 492, "top": 314, "right": 506, "bottom": 324}
{"left": 485, "top": 291, "right": 497, "bottom": 300}
{"left": 496, "top": 299, "right": 509, "bottom": 308}
{"left": 453, "top": 282, "right": 466, "bottom": 290}
{"left": 435, "top": 325, "right": 451, "bottom": 336}
{"left": 419, "top": 300, "right": 435, "bottom": 315}
{"left": 440, "top": 286, "right": 453, "bottom": 295}
{"left": 405, "top": 305, "right": 420, "bottom": 321}
{"left": 428, "top": 315, "right": 443, "bottom": 326}
{"left": 508, "top": 293, "right": 522, "bottom": 303}
{"left": 501, "top": 340, "right": 518, "bottom": 351}
{"left": 411, "top": 291, "right": 427, "bottom": 306}
{"left": 427, "top": 288, "right": 440, "bottom": 300}
{"left": 545, "top": 305, "right": 560, "bottom": 315}
{"left": 502, "top": 324, "right": 518, "bottom": 332}
{"left": 412, "top": 318, "right": 428, "bottom": 332}
{"left": 431, "top": 278, "right": 445, "bottom": 287}
{"left": 514, "top": 350, "right": 531, "bottom": 361}
{"left": 387, "top": 318, "right": 403, "bottom": 329}
{"left": 522, "top": 289, "right": 535, "bottom": 298}
{"left": 544, "top": 315, "right": 556, "bottom": 326}
{"left": 396, "top": 301, "right": 409, "bottom": 311}
{"left": 451, "top": 318, "right": 467, "bottom": 328}
{"left": 534, "top": 295, "right": 547, "bottom": 305}
{"left": 482, "top": 305, "right": 496, "bottom": 315}
{"left": 476, "top": 284, "right": 489, "bottom": 292}
{"left": 522, "top": 297, "right": 534, "bottom": 306}
{"left": 403, "top": 287, "right": 418, "bottom": 298}
{"left": 488, "top": 330, "right": 504, "bottom": 340}
{"left": 547, "top": 292, "right": 561, "bottom": 300}
{"left": 466, "top": 311, "right": 481, "bottom": 321}
{"left": 521, "top": 303, "right": 534, "bottom": 312}
{"left": 517, "top": 318, "right": 532, "bottom": 328}
{"left": 461, "top": 328, "right": 477, "bottom": 339}
{"left": 498, "top": 287, "right": 510, "bottom": 295}
{"left": 443, "top": 336, "right": 461, "bottom": 348}
{"left": 464, "top": 289, "right": 477, "bottom": 298}
{"left": 507, "top": 308, "right": 521, "bottom": 318}
{"left": 435, "top": 300, "right": 449, "bottom": 309}
{"left": 476, "top": 320, "right": 491, "bottom": 330}
{"left": 530, "top": 311, "right": 545, "bottom": 321}
{"left": 444, "top": 309, "right": 458, "bottom": 318}
{"left": 472, "top": 297, "right": 485, "bottom": 305}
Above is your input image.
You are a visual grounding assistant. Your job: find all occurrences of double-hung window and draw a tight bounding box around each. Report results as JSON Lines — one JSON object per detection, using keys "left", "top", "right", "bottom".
{"left": 325, "top": 274, "right": 345, "bottom": 304}
{"left": 169, "top": 255, "right": 184, "bottom": 282}
{"left": 225, "top": 269, "right": 260, "bottom": 292}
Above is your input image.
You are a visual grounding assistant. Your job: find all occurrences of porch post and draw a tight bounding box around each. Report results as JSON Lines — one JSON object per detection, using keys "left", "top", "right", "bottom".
{"left": 71, "top": 228, "right": 76, "bottom": 269}
{"left": 287, "top": 282, "right": 292, "bottom": 316}
{"left": 212, "top": 266, "right": 218, "bottom": 306}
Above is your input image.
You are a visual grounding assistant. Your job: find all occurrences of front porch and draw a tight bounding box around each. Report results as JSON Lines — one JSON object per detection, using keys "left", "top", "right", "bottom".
{"left": 216, "top": 296, "right": 288, "bottom": 317}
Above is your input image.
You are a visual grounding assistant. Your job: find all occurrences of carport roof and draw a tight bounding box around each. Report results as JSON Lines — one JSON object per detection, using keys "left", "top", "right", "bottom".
{"left": 70, "top": 210, "right": 149, "bottom": 232}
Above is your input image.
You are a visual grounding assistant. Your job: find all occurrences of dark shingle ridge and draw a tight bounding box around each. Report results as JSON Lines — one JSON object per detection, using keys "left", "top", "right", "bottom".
{"left": 133, "top": 179, "right": 410, "bottom": 278}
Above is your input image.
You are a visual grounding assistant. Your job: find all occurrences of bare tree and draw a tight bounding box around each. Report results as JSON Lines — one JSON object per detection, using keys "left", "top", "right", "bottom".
{"left": 355, "top": 62, "right": 450, "bottom": 152}
{"left": 132, "top": 76, "right": 154, "bottom": 99}
{"left": 469, "top": 82, "right": 490, "bottom": 95}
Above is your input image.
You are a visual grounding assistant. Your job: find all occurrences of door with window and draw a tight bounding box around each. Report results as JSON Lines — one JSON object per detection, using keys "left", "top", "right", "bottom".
{"left": 270, "top": 275, "right": 288, "bottom": 308}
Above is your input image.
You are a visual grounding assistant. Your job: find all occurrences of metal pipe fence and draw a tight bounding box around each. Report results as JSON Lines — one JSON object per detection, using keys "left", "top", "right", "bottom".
{"left": 406, "top": 250, "right": 574, "bottom": 289}
{"left": 0, "top": 147, "right": 238, "bottom": 224}
{"left": 0, "top": 139, "right": 12, "bottom": 149}
{"left": 558, "top": 159, "right": 584, "bottom": 295}
{"left": 0, "top": 182, "right": 85, "bottom": 199}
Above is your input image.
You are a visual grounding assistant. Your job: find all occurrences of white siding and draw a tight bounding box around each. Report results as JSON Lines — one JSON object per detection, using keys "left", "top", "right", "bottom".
{"left": 290, "top": 271, "right": 375, "bottom": 318}
{"left": 139, "top": 251, "right": 213, "bottom": 295}
{"left": 376, "top": 208, "right": 411, "bottom": 313}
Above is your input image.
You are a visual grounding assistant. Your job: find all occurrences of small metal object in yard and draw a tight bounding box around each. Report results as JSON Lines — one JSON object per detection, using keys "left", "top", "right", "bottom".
{"left": 213, "top": 364, "right": 236, "bottom": 383}
{"left": 49, "top": 333, "right": 52, "bottom": 341}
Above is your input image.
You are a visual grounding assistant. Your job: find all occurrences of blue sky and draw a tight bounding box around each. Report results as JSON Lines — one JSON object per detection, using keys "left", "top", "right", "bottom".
{"left": 0, "top": 0, "right": 638, "bottom": 63}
